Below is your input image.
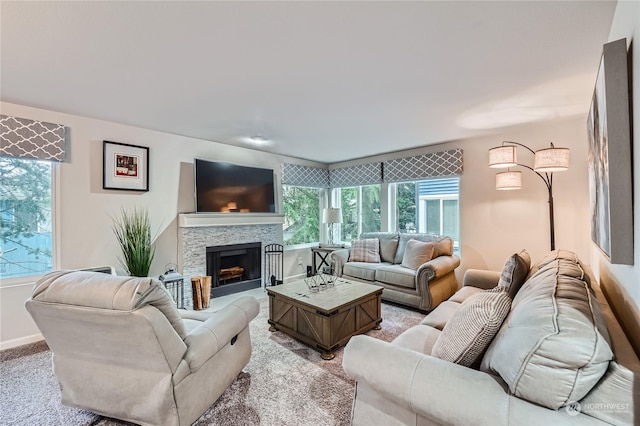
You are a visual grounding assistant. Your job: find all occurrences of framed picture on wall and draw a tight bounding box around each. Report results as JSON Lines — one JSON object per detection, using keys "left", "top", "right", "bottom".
{"left": 587, "top": 38, "right": 633, "bottom": 265}
{"left": 103, "top": 141, "right": 149, "bottom": 192}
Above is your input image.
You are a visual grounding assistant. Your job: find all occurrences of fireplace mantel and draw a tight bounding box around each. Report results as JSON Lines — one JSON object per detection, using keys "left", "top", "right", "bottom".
{"left": 179, "top": 213, "right": 285, "bottom": 228}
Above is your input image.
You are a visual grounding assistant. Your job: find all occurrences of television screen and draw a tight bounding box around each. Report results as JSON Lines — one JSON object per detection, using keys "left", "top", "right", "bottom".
{"left": 194, "top": 159, "right": 276, "bottom": 213}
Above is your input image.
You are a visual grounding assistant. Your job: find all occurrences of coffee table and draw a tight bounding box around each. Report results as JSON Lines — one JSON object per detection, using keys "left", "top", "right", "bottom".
{"left": 267, "top": 277, "right": 383, "bottom": 360}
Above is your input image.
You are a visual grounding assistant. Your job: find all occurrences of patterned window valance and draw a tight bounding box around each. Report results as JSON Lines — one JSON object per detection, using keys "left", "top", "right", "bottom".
{"left": 281, "top": 163, "right": 329, "bottom": 188}
{"left": 0, "top": 115, "right": 66, "bottom": 161}
{"left": 329, "top": 162, "right": 382, "bottom": 187}
{"left": 383, "top": 149, "right": 463, "bottom": 182}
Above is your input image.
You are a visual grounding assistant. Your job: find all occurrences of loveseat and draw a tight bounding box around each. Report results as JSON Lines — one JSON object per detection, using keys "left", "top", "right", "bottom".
{"left": 343, "top": 250, "right": 639, "bottom": 425}
{"left": 331, "top": 232, "right": 460, "bottom": 311}
{"left": 26, "top": 271, "right": 260, "bottom": 426}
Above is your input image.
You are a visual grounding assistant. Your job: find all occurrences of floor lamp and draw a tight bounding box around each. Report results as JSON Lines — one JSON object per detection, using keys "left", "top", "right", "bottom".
{"left": 322, "top": 208, "right": 343, "bottom": 247}
{"left": 489, "top": 141, "right": 570, "bottom": 251}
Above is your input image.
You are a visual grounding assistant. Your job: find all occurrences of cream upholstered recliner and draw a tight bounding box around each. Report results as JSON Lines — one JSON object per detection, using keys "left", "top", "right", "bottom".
{"left": 25, "top": 270, "right": 259, "bottom": 426}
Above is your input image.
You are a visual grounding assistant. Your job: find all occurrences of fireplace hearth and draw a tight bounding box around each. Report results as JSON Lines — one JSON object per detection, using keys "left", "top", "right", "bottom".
{"left": 206, "top": 242, "right": 261, "bottom": 298}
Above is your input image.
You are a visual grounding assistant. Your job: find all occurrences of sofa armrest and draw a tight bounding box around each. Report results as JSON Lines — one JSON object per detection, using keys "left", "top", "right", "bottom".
{"left": 463, "top": 269, "right": 501, "bottom": 290}
{"left": 416, "top": 255, "right": 460, "bottom": 283}
{"left": 182, "top": 296, "right": 259, "bottom": 372}
{"left": 343, "top": 335, "right": 510, "bottom": 424}
{"left": 330, "top": 249, "right": 350, "bottom": 276}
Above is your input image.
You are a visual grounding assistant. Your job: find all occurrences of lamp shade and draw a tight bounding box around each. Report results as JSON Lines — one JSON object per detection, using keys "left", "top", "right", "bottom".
{"left": 534, "top": 147, "right": 570, "bottom": 172}
{"left": 322, "top": 208, "right": 343, "bottom": 224}
{"left": 495, "top": 171, "right": 522, "bottom": 190}
{"left": 489, "top": 146, "right": 517, "bottom": 168}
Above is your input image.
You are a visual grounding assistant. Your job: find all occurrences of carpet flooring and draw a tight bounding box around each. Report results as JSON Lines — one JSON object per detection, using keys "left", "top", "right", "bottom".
{"left": 0, "top": 296, "right": 423, "bottom": 425}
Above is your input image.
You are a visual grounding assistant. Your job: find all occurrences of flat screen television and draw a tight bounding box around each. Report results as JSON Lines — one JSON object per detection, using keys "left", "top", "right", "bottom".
{"left": 194, "top": 159, "right": 276, "bottom": 213}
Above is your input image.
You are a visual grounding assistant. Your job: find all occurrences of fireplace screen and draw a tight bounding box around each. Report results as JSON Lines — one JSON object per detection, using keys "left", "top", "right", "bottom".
{"left": 206, "top": 242, "right": 262, "bottom": 297}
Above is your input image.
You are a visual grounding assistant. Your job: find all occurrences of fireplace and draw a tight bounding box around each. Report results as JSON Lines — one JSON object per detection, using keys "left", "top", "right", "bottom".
{"left": 206, "top": 242, "right": 262, "bottom": 298}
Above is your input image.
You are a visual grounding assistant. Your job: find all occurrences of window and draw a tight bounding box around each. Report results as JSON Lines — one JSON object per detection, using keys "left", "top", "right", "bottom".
{"left": 282, "top": 185, "right": 321, "bottom": 246}
{"left": 0, "top": 158, "right": 54, "bottom": 279}
{"left": 339, "top": 185, "right": 381, "bottom": 242}
{"left": 395, "top": 178, "right": 459, "bottom": 248}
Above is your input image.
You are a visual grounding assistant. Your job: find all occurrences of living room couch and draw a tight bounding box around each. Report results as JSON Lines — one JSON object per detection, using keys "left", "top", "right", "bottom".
{"left": 331, "top": 232, "right": 460, "bottom": 311}
{"left": 343, "top": 250, "right": 639, "bottom": 425}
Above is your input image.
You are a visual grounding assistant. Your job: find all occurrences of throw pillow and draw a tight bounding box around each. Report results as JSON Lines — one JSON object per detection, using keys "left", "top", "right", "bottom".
{"left": 431, "top": 288, "right": 512, "bottom": 367}
{"left": 497, "top": 250, "right": 531, "bottom": 299}
{"left": 349, "top": 238, "right": 381, "bottom": 263}
{"left": 401, "top": 239, "right": 435, "bottom": 270}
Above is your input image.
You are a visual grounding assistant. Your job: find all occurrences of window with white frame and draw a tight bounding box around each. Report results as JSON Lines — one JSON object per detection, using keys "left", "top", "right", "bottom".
{"left": 395, "top": 178, "right": 459, "bottom": 249}
{"left": 282, "top": 185, "right": 321, "bottom": 246}
{"left": 0, "top": 158, "right": 54, "bottom": 279}
{"left": 338, "top": 185, "right": 381, "bottom": 242}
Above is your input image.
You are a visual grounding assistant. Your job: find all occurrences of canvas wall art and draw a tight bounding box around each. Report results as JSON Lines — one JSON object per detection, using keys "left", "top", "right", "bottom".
{"left": 587, "top": 38, "right": 633, "bottom": 265}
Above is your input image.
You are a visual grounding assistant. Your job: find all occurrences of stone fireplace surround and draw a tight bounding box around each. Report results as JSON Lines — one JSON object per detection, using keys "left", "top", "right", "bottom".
{"left": 178, "top": 213, "right": 284, "bottom": 308}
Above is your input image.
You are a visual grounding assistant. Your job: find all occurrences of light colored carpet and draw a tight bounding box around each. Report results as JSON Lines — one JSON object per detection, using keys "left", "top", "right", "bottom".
{"left": 0, "top": 297, "right": 423, "bottom": 425}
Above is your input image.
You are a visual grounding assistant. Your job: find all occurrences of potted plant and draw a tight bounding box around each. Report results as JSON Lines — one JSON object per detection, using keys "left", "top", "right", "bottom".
{"left": 111, "top": 206, "right": 156, "bottom": 277}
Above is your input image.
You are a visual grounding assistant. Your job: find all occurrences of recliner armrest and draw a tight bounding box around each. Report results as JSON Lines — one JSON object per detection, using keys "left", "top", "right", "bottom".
{"left": 182, "top": 296, "right": 259, "bottom": 372}
{"left": 343, "top": 335, "right": 509, "bottom": 424}
{"left": 463, "top": 269, "right": 501, "bottom": 290}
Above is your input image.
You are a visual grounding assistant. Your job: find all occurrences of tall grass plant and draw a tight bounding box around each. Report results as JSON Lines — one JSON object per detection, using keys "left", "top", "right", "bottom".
{"left": 111, "top": 207, "right": 156, "bottom": 277}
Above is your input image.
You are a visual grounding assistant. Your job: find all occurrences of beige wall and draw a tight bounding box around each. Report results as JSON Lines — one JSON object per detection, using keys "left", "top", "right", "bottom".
{"left": 0, "top": 101, "right": 321, "bottom": 348}
{"left": 591, "top": 0, "right": 640, "bottom": 310}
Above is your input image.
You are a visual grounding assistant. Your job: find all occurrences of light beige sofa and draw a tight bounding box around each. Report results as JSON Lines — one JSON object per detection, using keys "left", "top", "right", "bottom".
{"left": 331, "top": 232, "right": 460, "bottom": 311}
{"left": 343, "top": 250, "right": 639, "bottom": 425}
{"left": 26, "top": 270, "right": 259, "bottom": 426}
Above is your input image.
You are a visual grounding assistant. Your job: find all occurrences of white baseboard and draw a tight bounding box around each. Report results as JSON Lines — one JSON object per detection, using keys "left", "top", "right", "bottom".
{"left": 0, "top": 333, "right": 44, "bottom": 351}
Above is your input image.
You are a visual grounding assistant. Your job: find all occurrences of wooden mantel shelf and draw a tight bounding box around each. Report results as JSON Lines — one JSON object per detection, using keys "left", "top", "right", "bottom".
{"left": 178, "top": 213, "right": 285, "bottom": 228}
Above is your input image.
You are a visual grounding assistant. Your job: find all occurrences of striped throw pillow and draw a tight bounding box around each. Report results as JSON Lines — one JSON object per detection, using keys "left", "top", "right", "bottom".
{"left": 431, "top": 288, "right": 511, "bottom": 367}
{"left": 349, "top": 238, "right": 381, "bottom": 263}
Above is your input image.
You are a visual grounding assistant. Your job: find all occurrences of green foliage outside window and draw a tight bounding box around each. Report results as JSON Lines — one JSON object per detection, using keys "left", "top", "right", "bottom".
{"left": 396, "top": 182, "right": 416, "bottom": 233}
{"left": 341, "top": 187, "right": 358, "bottom": 241}
{"left": 282, "top": 185, "right": 320, "bottom": 245}
{"left": 361, "top": 185, "right": 381, "bottom": 233}
{"left": 0, "top": 158, "right": 53, "bottom": 278}
{"left": 340, "top": 185, "right": 380, "bottom": 241}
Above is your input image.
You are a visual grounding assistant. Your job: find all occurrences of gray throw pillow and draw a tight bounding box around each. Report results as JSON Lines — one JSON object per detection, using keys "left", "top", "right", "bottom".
{"left": 401, "top": 239, "right": 435, "bottom": 270}
{"left": 498, "top": 250, "right": 531, "bottom": 298}
{"left": 431, "top": 288, "right": 512, "bottom": 367}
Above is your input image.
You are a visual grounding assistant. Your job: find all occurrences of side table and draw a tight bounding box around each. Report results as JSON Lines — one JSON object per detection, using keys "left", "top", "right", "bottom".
{"left": 311, "top": 246, "right": 342, "bottom": 275}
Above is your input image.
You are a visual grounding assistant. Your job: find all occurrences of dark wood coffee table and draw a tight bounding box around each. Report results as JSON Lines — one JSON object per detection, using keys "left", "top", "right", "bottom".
{"left": 267, "top": 277, "right": 383, "bottom": 360}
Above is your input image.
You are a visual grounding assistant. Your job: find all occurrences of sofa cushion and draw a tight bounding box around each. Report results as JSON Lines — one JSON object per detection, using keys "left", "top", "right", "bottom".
{"left": 448, "top": 286, "right": 484, "bottom": 304}
{"left": 401, "top": 239, "right": 435, "bottom": 270}
{"left": 421, "top": 301, "right": 460, "bottom": 330}
{"left": 432, "top": 288, "right": 511, "bottom": 367}
{"left": 525, "top": 249, "right": 581, "bottom": 280}
{"left": 343, "top": 261, "right": 383, "bottom": 281}
{"left": 361, "top": 232, "right": 399, "bottom": 263}
{"left": 394, "top": 233, "right": 453, "bottom": 264}
{"left": 481, "top": 251, "right": 614, "bottom": 410}
{"left": 374, "top": 264, "right": 415, "bottom": 289}
{"left": 349, "top": 238, "right": 381, "bottom": 263}
{"left": 392, "top": 325, "right": 441, "bottom": 355}
{"left": 497, "top": 250, "right": 531, "bottom": 298}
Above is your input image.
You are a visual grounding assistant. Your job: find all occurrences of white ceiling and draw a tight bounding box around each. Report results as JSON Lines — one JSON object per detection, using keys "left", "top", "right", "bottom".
{"left": 0, "top": 1, "right": 616, "bottom": 163}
